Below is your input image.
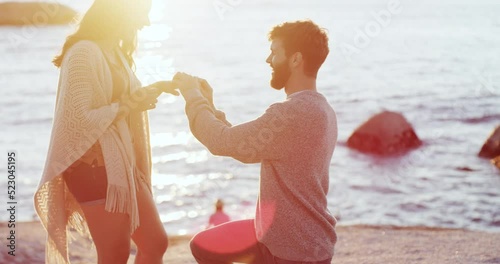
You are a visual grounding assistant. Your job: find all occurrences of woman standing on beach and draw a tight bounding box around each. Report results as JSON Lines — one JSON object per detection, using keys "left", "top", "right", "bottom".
{"left": 34, "top": 0, "right": 176, "bottom": 263}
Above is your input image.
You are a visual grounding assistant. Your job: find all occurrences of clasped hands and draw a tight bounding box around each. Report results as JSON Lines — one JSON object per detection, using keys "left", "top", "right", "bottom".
{"left": 120, "top": 72, "right": 214, "bottom": 114}
{"left": 172, "top": 72, "right": 215, "bottom": 108}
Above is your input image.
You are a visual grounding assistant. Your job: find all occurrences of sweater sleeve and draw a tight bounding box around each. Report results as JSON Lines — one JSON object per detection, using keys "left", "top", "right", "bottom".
{"left": 61, "top": 43, "right": 120, "bottom": 133}
{"left": 184, "top": 89, "right": 295, "bottom": 164}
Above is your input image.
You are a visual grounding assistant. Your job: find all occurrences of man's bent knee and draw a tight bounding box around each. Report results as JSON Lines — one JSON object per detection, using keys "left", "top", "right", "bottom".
{"left": 190, "top": 234, "right": 204, "bottom": 258}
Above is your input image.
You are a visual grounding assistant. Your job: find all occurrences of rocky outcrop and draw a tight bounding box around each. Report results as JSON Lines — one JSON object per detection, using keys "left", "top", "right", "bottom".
{"left": 479, "top": 126, "right": 500, "bottom": 159}
{"left": 0, "top": 2, "right": 76, "bottom": 26}
{"left": 492, "top": 156, "right": 500, "bottom": 170}
{"left": 347, "top": 111, "right": 422, "bottom": 155}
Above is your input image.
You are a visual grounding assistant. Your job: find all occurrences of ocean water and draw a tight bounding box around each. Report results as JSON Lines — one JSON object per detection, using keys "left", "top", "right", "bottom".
{"left": 1, "top": 0, "right": 499, "bottom": 235}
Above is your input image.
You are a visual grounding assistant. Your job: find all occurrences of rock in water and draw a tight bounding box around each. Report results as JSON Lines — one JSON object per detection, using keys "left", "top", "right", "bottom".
{"left": 347, "top": 111, "right": 422, "bottom": 155}
{"left": 479, "top": 126, "right": 500, "bottom": 159}
{"left": 0, "top": 2, "right": 77, "bottom": 26}
{"left": 492, "top": 156, "right": 500, "bottom": 170}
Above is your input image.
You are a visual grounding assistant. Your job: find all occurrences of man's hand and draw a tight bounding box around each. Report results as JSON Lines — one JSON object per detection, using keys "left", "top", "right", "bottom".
{"left": 197, "top": 78, "right": 215, "bottom": 109}
{"left": 173, "top": 72, "right": 217, "bottom": 108}
{"left": 173, "top": 72, "right": 201, "bottom": 96}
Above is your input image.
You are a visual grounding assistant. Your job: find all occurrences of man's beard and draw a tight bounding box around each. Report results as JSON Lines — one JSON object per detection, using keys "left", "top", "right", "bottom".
{"left": 270, "top": 59, "right": 291, "bottom": 90}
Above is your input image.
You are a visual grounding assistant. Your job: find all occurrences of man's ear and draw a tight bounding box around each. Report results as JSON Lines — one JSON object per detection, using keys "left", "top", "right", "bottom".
{"left": 290, "top": 52, "right": 303, "bottom": 67}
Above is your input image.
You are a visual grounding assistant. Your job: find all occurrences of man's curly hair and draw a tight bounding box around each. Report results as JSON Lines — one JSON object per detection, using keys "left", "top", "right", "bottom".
{"left": 269, "top": 20, "right": 329, "bottom": 78}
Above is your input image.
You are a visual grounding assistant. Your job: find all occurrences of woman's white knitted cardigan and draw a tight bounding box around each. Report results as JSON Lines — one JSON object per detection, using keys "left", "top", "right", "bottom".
{"left": 33, "top": 40, "right": 152, "bottom": 263}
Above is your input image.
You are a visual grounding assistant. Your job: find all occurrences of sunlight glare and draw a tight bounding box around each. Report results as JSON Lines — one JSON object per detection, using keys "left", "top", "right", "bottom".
{"left": 151, "top": 132, "right": 190, "bottom": 148}
{"left": 138, "top": 0, "right": 172, "bottom": 42}
{"left": 161, "top": 211, "right": 187, "bottom": 222}
{"left": 135, "top": 53, "right": 176, "bottom": 84}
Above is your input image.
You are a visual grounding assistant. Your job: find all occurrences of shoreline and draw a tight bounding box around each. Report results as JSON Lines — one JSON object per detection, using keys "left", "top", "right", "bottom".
{"left": 1, "top": 221, "right": 499, "bottom": 263}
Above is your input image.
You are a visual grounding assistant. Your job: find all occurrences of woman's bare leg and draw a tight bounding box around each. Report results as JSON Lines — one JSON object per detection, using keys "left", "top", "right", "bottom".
{"left": 131, "top": 180, "right": 169, "bottom": 264}
{"left": 80, "top": 203, "right": 131, "bottom": 264}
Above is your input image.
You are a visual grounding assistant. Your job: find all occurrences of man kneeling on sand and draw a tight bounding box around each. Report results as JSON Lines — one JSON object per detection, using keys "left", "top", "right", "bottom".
{"left": 174, "top": 20, "right": 338, "bottom": 264}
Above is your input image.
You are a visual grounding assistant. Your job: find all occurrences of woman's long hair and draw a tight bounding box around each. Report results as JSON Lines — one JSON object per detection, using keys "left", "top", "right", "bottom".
{"left": 52, "top": 0, "right": 140, "bottom": 68}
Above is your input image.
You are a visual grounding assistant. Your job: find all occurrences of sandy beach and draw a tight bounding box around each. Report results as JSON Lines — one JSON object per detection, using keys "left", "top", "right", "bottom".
{"left": 1, "top": 221, "right": 499, "bottom": 264}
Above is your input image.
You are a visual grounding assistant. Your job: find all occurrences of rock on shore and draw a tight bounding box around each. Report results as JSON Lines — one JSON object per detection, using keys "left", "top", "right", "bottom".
{"left": 0, "top": 2, "right": 77, "bottom": 26}
{"left": 347, "top": 111, "right": 422, "bottom": 155}
{"left": 492, "top": 156, "right": 500, "bottom": 170}
{"left": 479, "top": 125, "right": 500, "bottom": 159}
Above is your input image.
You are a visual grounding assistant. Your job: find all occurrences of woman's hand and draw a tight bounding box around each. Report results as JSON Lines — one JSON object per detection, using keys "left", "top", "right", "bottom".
{"left": 116, "top": 81, "right": 177, "bottom": 119}
{"left": 126, "top": 81, "right": 178, "bottom": 111}
{"left": 148, "top": 81, "right": 180, "bottom": 96}
{"left": 118, "top": 87, "right": 158, "bottom": 115}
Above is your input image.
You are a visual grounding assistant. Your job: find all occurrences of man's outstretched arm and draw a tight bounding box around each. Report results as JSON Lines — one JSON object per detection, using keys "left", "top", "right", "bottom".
{"left": 178, "top": 77, "right": 294, "bottom": 164}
